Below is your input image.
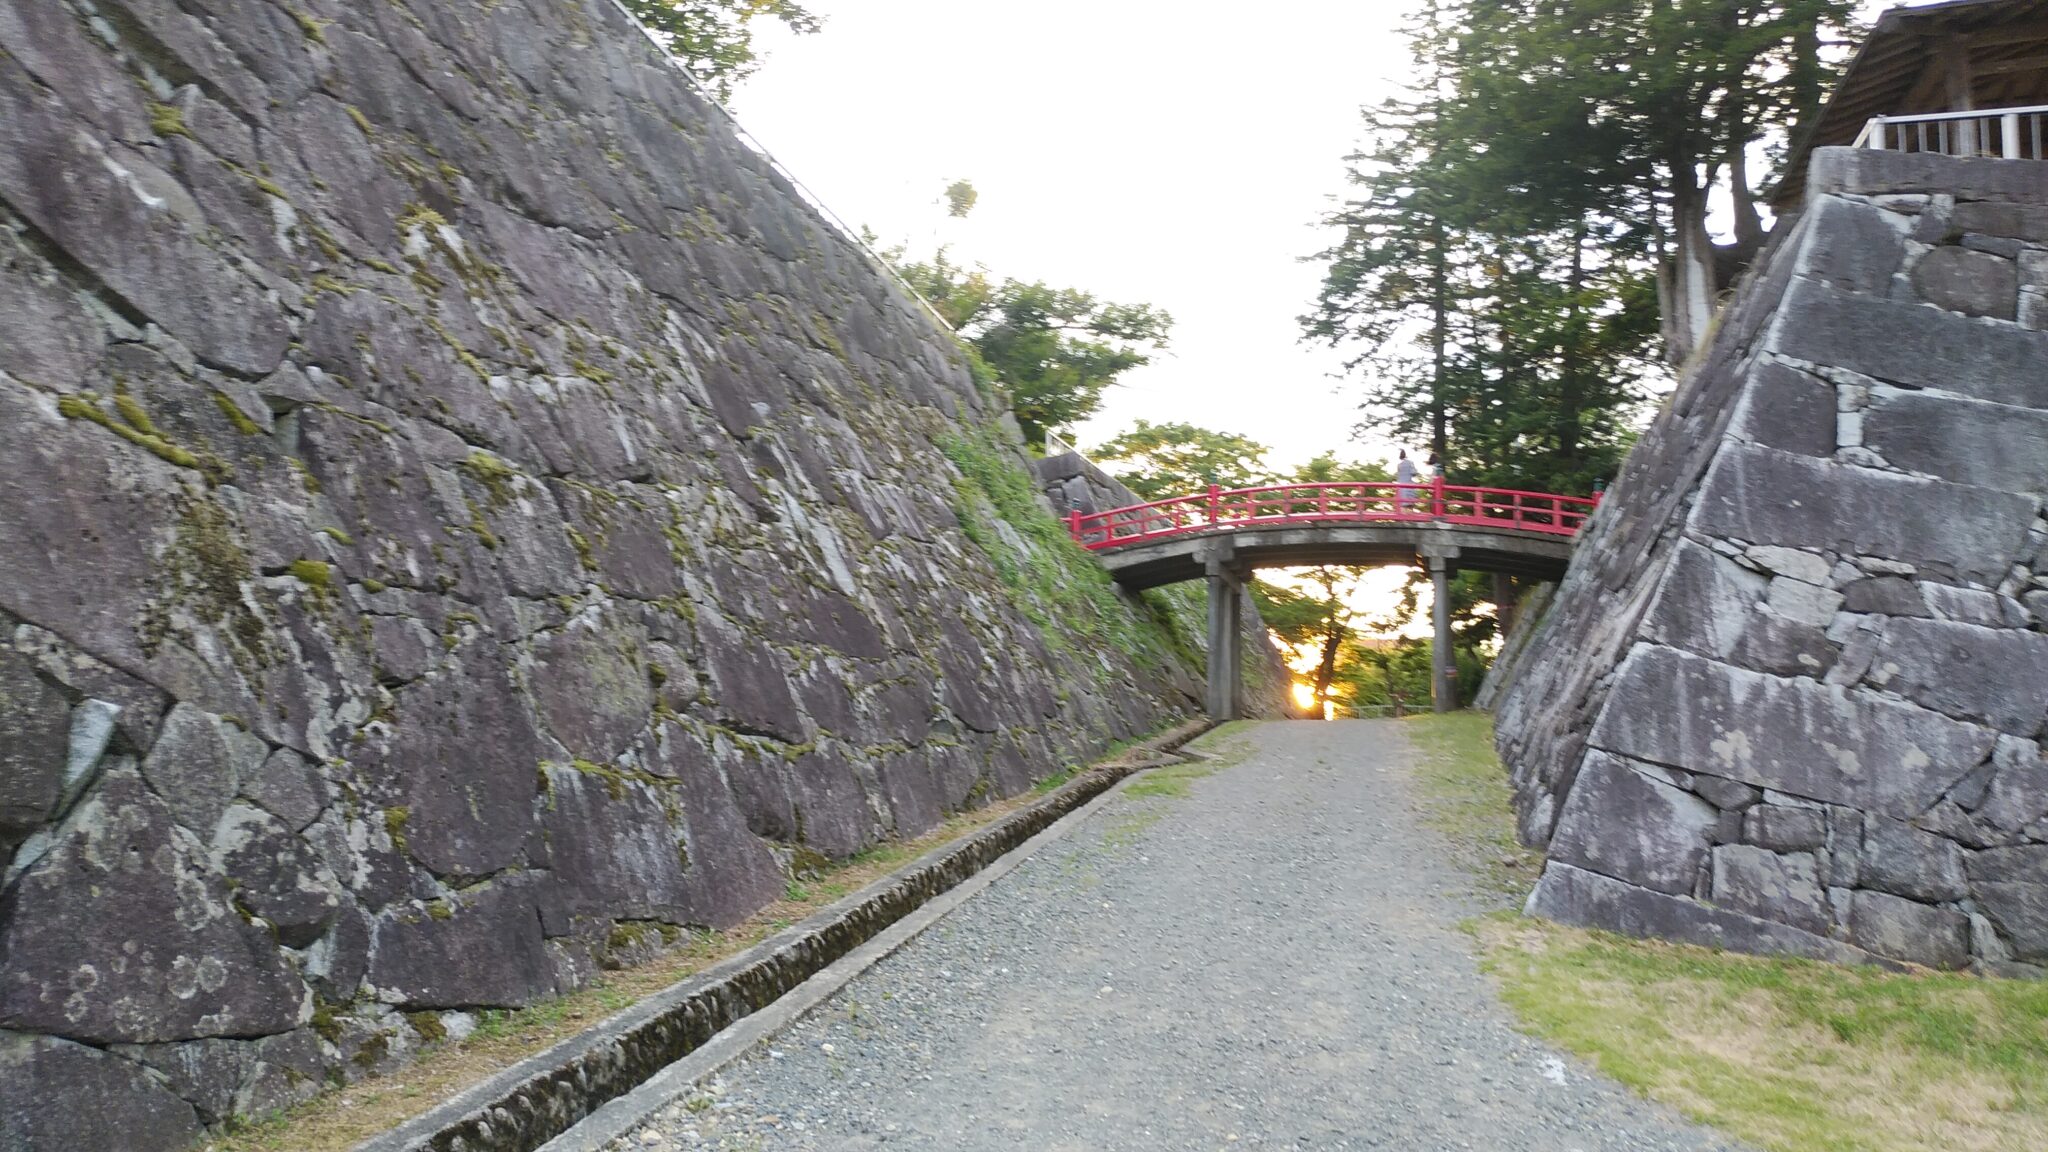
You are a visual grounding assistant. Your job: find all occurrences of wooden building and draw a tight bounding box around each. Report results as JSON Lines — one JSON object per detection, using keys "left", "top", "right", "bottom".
{"left": 1775, "top": 0, "right": 2048, "bottom": 210}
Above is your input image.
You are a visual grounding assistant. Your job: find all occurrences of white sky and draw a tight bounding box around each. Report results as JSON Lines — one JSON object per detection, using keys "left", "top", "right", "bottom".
{"left": 732, "top": 0, "right": 1419, "bottom": 474}
{"left": 728, "top": 0, "right": 1905, "bottom": 659}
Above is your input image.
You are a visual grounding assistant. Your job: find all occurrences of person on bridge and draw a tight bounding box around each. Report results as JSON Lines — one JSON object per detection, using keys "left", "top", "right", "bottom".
{"left": 1396, "top": 449, "right": 1419, "bottom": 512}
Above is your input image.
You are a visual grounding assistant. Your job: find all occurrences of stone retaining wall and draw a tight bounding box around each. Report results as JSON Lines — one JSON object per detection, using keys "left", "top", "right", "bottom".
{"left": 0, "top": 1, "right": 1261, "bottom": 1145}
{"left": 1498, "top": 148, "right": 2048, "bottom": 975}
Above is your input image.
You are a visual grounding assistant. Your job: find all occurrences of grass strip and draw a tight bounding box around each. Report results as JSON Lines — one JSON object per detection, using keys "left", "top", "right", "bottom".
{"left": 1406, "top": 711, "right": 2048, "bottom": 1152}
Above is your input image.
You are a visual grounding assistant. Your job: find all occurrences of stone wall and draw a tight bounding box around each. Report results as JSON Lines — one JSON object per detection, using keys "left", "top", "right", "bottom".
{"left": 0, "top": 1, "right": 1265, "bottom": 1145}
{"left": 1032, "top": 450, "right": 1297, "bottom": 719}
{"left": 1497, "top": 148, "right": 2048, "bottom": 974}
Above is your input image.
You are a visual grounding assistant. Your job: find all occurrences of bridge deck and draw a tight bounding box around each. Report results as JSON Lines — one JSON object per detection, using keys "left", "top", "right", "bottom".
{"left": 1094, "top": 521, "right": 1575, "bottom": 588}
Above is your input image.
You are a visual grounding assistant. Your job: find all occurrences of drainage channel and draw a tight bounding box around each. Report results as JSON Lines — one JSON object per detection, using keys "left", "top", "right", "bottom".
{"left": 351, "top": 721, "right": 1215, "bottom": 1152}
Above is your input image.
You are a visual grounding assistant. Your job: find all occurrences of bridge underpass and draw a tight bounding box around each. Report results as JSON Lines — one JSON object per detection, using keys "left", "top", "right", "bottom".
{"left": 1067, "top": 482, "right": 1595, "bottom": 719}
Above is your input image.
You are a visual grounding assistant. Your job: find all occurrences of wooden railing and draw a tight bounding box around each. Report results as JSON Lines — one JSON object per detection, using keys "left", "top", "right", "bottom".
{"left": 1068, "top": 479, "right": 1599, "bottom": 551}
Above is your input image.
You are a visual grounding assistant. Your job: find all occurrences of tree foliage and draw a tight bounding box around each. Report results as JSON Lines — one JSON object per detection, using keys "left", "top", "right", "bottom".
{"left": 1306, "top": 0, "right": 1862, "bottom": 494}
{"left": 623, "top": 0, "right": 822, "bottom": 101}
{"left": 893, "top": 253, "right": 1172, "bottom": 448}
{"left": 1090, "top": 421, "right": 1272, "bottom": 500}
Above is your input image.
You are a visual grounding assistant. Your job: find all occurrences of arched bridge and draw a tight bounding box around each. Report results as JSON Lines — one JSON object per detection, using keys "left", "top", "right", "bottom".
{"left": 1065, "top": 481, "right": 1599, "bottom": 720}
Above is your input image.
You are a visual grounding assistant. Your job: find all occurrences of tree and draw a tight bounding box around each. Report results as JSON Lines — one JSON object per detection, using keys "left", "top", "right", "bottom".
{"left": 892, "top": 254, "right": 1172, "bottom": 448}
{"left": 877, "top": 186, "right": 1173, "bottom": 448}
{"left": 1305, "top": 1, "right": 1666, "bottom": 497}
{"left": 1444, "top": 0, "right": 1860, "bottom": 363}
{"left": 1090, "top": 421, "right": 1272, "bottom": 501}
{"left": 943, "top": 180, "right": 979, "bottom": 219}
{"left": 1302, "top": 85, "right": 1471, "bottom": 466}
{"left": 623, "top": 1, "right": 822, "bottom": 101}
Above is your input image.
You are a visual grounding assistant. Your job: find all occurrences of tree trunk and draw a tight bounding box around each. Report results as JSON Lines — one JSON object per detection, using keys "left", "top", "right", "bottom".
{"left": 1557, "top": 219, "right": 1587, "bottom": 473}
{"left": 1313, "top": 621, "right": 1342, "bottom": 712}
{"left": 1660, "top": 168, "right": 1718, "bottom": 367}
{"left": 1429, "top": 214, "right": 1449, "bottom": 465}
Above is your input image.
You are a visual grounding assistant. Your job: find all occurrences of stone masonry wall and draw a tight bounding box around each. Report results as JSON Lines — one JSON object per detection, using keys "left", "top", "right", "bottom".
{"left": 0, "top": 1, "right": 1262, "bottom": 1145}
{"left": 1497, "top": 148, "right": 2048, "bottom": 975}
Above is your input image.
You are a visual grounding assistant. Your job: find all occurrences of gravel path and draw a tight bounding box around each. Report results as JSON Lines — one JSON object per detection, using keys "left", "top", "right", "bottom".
{"left": 609, "top": 720, "right": 1748, "bottom": 1151}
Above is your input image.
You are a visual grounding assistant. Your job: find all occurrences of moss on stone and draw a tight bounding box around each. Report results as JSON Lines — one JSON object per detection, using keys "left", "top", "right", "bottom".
{"left": 351, "top": 1032, "right": 388, "bottom": 1070}
{"left": 148, "top": 102, "right": 190, "bottom": 139}
{"left": 310, "top": 1002, "right": 345, "bottom": 1044}
{"left": 288, "top": 559, "right": 333, "bottom": 588}
{"left": 318, "top": 526, "right": 355, "bottom": 546}
{"left": 460, "top": 450, "right": 518, "bottom": 507}
{"left": 383, "top": 806, "right": 411, "bottom": 854}
{"left": 405, "top": 1010, "right": 448, "bottom": 1044}
{"left": 59, "top": 392, "right": 231, "bottom": 483}
{"left": 111, "top": 390, "right": 155, "bottom": 435}
{"left": 465, "top": 498, "right": 500, "bottom": 550}
{"left": 565, "top": 524, "right": 597, "bottom": 570}
{"left": 396, "top": 203, "right": 448, "bottom": 232}
{"left": 423, "top": 900, "right": 453, "bottom": 922}
{"left": 361, "top": 577, "right": 388, "bottom": 593}
{"left": 212, "top": 391, "right": 264, "bottom": 435}
{"left": 293, "top": 8, "right": 327, "bottom": 43}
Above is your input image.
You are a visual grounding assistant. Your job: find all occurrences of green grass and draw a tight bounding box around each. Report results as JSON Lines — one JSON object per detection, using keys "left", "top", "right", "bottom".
{"left": 1478, "top": 915, "right": 2048, "bottom": 1152}
{"left": 935, "top": 426, "right": 1206, "bottom": 682}
{"left": 1402, "top": 711, "right": 1538, "bottom": 898}
{"left": 1417, "top": 711, "right": 2048, "bottom": 1152}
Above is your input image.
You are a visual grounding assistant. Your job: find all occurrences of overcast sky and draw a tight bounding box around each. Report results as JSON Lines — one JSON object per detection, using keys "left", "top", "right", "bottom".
{"left": 732, "top": 0, "right": 1419, "bottom": 473}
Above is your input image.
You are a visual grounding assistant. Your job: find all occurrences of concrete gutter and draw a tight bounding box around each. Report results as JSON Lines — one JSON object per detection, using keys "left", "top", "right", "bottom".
{"left": 352, "top": 720, "right": 1214, "bottom": 1152}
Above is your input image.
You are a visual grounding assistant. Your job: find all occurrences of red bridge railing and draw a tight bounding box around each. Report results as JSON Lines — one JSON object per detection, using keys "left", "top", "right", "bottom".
{"left": 1068, "top": 479, "right": 1600, "bottom": 552}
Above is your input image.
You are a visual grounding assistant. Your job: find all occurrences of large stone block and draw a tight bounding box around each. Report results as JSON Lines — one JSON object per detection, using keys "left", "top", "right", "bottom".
{"left": 1691, "top": 443, "right": 2035, "bottom": 586}
{"left": 365, "top": 881, "right": 554, "bottom": 1010}
{"left": 0, "top": 646, "right": 70, "bottom": 846}
{"left": 0, "top": 68, "right": 287, "bottom": 376}
{"left": 1742, "top": 805, "right": 1827, "bottom": 851}
{"left": 1528, "top": 861, "right": 1869, "bottom": 963}
{"left": 1731, "top": 361, "right": 1837, "bottom": 459}
{"left": 352, "top": 642, "right": 544, "bottom": 883}
{"left": 138, "top": 704, "right": 245, "bottom": 837}
{"left": 1803, "top": 195, "right": 1908, "bottom": 295}
{"left": 1910, "top": 245, "right": 2019, "bottom": 320}
{"left": 0, "top": 1033, "right": 202, "bottom": 1152}
{"left": 1810, "top": 146, "right": 2048, "bottom": 205}
{"left": 1591, "top": 645, "right": 1996, "bottom": 818}
{"left": 0, "top": 770, "right": 305, "bottom": 1044}
{"left": 650, "top": 724, "right": 786, "bottom": 929}
{"left": 537, "top": 765, "right": 691, "bottom": 925}
{"left": 1862, "top": 392, "right": 2048, "bottom": 496}
{"left": 1976, "top": 737, "right": 2048, "bottom": 835}
{"left": 1709, "top": 845, "right": 1830, "bottom": 934}
{"left": 1773, "top": 278, "right": 2048, "bottom": 410}
{"left": 1847, "top": 890, "right": 1970, "bottom": 969}
{"left": 1545, "top": 752, "right": 1717, "bottom": 895}
{"left": 1967, "top": 845, "right": 2048, "bottom": 961}
{"left": 1858, "top": 816, "right": 1967, "bottom": 903}
{"left": 1868, "top": 618, "right": 2048, "bottom": 736}
{"left": 1639, "top": 539, "right": 1764, "bottom": 660}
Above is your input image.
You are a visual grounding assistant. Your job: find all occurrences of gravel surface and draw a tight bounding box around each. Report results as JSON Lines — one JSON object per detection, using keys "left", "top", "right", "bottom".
{"left": 607, "top": 720, "right": 1749, "bottom": 1151}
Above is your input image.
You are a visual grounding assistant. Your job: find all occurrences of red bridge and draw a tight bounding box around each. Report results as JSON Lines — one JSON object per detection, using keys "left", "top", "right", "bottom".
{"left": 1062, "top": 479, "right": 1601, "bottom": 722}
{"left": 1067, "top": 479, "right": 1597, "bottom": 552}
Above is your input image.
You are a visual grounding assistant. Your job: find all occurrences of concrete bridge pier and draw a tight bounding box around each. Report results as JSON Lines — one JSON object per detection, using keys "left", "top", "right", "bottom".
{"left": 1203, "top": 544, "right": 1245, "bottom": 722}
{"left": 1426, "top": 548, "right": 1458, "bottom": 714}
